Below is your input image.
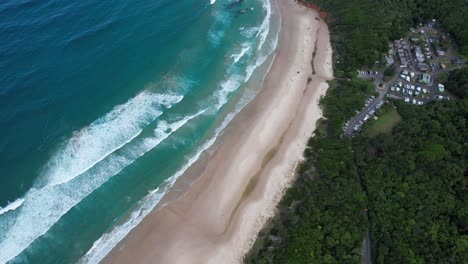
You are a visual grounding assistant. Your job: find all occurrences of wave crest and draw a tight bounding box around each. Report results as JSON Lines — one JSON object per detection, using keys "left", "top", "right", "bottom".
{"left": 0, "top": 198, "right": 25, "bottom": 216}
{"left": 37, "top": 92, "right": 183, "bottom": 188}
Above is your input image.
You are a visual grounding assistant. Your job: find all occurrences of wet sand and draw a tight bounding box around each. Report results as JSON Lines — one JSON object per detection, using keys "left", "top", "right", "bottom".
{"left": 104, "top": 1, "right": 332, "bottom": 263}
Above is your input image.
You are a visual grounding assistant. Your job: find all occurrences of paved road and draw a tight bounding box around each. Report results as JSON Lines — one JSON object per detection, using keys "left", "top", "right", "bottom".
{"left": 345, "top": 97, "right": 383, "bottom": 136}
{"left": 344, "top": 70, "right": 391, "bottom": 136}
{"left": 362, "top": 231, "right": 373, "bottom": 264}
{"left": 351, "top": 147, "right": 373, "bottom": 264}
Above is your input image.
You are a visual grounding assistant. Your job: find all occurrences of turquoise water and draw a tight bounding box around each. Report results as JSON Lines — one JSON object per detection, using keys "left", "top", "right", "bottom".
{"left": 0, "top": 0, "right": 280, "bottom": 262}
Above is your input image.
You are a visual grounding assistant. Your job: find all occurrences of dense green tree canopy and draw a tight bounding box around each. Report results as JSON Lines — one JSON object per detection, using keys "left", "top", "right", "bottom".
{"left": 446, "top": 68, "right": 468, "bottom": 99}
{"left": 355, "top": 99, "right": 468, "bottom": 263}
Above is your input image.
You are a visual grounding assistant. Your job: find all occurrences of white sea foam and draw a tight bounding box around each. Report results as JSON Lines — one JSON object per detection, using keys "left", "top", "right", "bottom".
{"left": 231, "top": 44, "right": 250, "bottom": 64}
{"left": 0, "top": 154, "right": 134, "bottom": 263}
{"left": 0, "top": 198, "right": 25, "bottom": 216}
{"left": 213, "top": 74, "right": 244, "bottom": 110}
{"left": 0, "top": 93, "right": 190, "bottom": 264}
{"left": 131, "top": 110, "right": 206, "bottom": 158}
{"left": 210, "top": 0, "right": 216, "bottom": 4}
{"left": 241, "top": 27, "right": 260, "bottom": 39}
{"left": 246, "top": 4, "right": 279, "bottom": 83}
{"left": 38, "top": 92, "right": 183, "bottom": 188}
{"left": 246, "top": 37, "right": 278, "bottom": 82}
{"left": 256, "top": 0, "right": 272, "bottom": 51}
{"left": 209, "top": 0, "right": 278, "bottom": 113}
{"left": 78, "top": 188, "right": 166, "bottom": 264}
{"left": 79, "top": 96, "right": 252, "bottom": 264}
{"left": 246, "top": 54, "right": 268, "bottom": 82}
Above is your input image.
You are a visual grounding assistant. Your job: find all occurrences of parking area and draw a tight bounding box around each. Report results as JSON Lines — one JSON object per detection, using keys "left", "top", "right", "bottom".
{"left": 344, "top": 96, "right": 385, "bottom": 136}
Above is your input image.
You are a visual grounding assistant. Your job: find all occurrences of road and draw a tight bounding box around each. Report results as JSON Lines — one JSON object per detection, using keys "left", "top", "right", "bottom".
{"left": 351, "top": 145, "right": 373, "bottom": 264}
{"left": 345, "top": 97, "right": 383, "bottom": 136}
{"left": 344, "top": 69, "right": 392, "bottom": 136}
{"left": 362, "top": 231, "right": 373, "bottom": 264}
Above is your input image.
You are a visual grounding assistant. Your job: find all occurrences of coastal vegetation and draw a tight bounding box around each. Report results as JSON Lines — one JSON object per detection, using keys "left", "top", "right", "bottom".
{"left": 382, "top": 66, "right": 396, "bottom": 82}
{"left": 446, "top": 68, "right": 468, "bottom": 99}
{"left": 246, "top": 0, "right": 467, "bottom": 263}
{"left": 354, "top": 98, "right": 467, "bottom": 263}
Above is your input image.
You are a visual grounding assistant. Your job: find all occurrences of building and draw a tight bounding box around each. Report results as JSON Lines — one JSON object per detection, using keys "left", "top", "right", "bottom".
{"left": 418, "top": 62, "right": 429, "bottom": 72}
{"left": 400, "top": 59, "right": 408, "bottom": 68}
{"left": 437, "top": 50, "right": 445, "bottom": 56}
{"left": 452, "top": 57, "right": 461, "bottom": 64}
{"left": 438, "top": 84, "right": 445, "bottom": 92}
{"left": 419, "top": 73, "right": 432, "bottom": 85}
{"left": 385, "top": 55, "right": 395, "bottom": 66}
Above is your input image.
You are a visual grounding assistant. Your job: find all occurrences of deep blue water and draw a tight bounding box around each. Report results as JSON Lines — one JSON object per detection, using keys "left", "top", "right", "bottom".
{"left": 0, "top": 0, "right": 279, "bottom": 262}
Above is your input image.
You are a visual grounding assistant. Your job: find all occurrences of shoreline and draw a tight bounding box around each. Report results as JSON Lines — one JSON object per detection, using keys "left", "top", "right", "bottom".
{"left": 104, "top": 0, "right": 332, "bottom": 263}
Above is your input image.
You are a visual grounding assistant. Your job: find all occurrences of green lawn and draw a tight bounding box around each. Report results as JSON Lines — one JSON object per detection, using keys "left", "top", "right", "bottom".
{"left": 364, "top": 107, "right": 402, "bottom": 138}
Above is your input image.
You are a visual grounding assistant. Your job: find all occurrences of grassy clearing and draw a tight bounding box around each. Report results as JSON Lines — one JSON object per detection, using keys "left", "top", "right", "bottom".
{"left": 365, "top": 107, "right": 402, "bottom": 138}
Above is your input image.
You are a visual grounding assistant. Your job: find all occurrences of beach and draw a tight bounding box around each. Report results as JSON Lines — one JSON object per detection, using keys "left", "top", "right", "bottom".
{"left": 104, "top": 0, "right": 333, "bottom": 263}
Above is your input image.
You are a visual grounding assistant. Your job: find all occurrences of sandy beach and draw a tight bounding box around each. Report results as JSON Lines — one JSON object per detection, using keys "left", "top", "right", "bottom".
{"left": 104, "top": 0, "right": 332, "bottom": 263}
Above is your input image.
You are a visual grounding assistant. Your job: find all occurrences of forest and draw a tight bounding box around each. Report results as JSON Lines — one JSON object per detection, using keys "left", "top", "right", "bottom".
{"left": 245, "top": 0, "right": 467, "bottom": 263}
{"left": 446, "top": 68, "right": 468, "bottom": 99}
{"left": 354, "top": 98, "right": 467, "bottom": 263}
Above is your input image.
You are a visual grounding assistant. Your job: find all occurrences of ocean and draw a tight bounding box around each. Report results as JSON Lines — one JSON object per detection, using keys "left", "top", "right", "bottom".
{"left": 0, "top": 0, "right": 280, "bottom": 263}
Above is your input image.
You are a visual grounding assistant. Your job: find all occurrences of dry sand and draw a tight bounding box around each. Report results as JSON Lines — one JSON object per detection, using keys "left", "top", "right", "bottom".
{"left": 104, "top": 0, "right": 333, "bottom": 263}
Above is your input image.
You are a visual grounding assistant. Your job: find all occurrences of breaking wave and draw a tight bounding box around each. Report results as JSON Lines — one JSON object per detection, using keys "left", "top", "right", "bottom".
{"left": 0, "top": 92, "right": 185, "bottom": 264}
{"left": 0, "top": 198, "right": 25, "bottom": 216}
{"left": 231, "top": 44, "right": 251, "bottom": 64}
{"left": 37, "top": 92, "right": 183, "bottom": 188}
{"left": 256, "top": 0, "right": 272, "bottom": 51}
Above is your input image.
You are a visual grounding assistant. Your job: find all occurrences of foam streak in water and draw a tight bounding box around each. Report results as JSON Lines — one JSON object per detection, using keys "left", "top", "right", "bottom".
{"left": 256, "top": 0, "right": 272, "bottom": 51}
{"left": 38, "top": 92, "right": 183, "bottom": 188}
{"left": 0, "top": 198, "right": 25, "bottom": 216}
{"left": 231, "top": 44, "right": 250, "bottom": 64}
{"left": 213, "top": 74, "right": 243, "bottom": 110}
